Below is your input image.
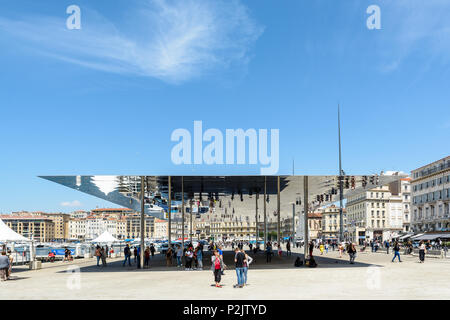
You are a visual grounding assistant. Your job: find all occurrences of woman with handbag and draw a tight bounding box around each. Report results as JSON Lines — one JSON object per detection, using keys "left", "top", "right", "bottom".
{"left": 211, "top": 250, "right": 223, "bottom": 288}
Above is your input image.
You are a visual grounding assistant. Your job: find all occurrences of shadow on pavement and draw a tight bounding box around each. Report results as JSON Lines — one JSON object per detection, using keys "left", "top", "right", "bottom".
{"left": 56, "top": 249, "right": 382, "bottom": 274}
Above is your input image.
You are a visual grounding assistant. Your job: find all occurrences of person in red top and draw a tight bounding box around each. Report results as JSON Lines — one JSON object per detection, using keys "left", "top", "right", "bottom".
{"left": 48, "top": 251, "right": 55, "bottom": 263}
{"left": 144, "top": 247, "right": 150, "bottom": 268}
{"left": 211, "top": 250, "right": 223, "bottom": 288}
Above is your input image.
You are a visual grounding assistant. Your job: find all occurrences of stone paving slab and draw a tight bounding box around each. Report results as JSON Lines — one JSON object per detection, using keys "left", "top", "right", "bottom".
{"left": 1, "top": 248, "right": 449, "bottom": 300}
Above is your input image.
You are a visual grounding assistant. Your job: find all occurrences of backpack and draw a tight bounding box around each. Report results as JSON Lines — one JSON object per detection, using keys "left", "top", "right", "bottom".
{"left": 294, "top": 257, "right": 303, "bottom": 267}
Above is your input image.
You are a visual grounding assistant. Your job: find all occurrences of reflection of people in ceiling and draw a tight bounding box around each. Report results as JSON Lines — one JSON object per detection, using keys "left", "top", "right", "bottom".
{"left": 91, "top": 175, "right": 119, "bottom": 196}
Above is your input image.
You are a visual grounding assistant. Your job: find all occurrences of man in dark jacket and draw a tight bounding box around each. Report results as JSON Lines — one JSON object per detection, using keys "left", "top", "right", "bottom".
{"left": 123, "top": 244, "right": 131, "bottom": 266}
{"left": 0, "top": 251, "right": 10, "bottom": 281}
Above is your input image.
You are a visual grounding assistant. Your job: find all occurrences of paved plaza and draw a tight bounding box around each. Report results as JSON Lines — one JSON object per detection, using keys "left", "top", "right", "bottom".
{"left": 1, "top": 248, "right": 449, "bottom": 300}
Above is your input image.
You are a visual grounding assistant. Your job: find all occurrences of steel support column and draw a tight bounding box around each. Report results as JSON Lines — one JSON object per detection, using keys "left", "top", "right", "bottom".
{"left": 140, "top": 176, "right": 145, "bottom": 269}
{"left": 190, "top": 200, "right": 193, "bottom": 245}
{"left": 264, "top": 176, "right": 267, "bottom": 247}
{"left": 181, "top": 176, "right": 184, "bottom": 250}
{"left": 168, "top": 176, "right": 172, "bottom": 247}
{"left": 277, "top": 176, "right": 280, "bottom": 244}
{"left": 255, "top": 191, "right": 258, "bottom": 247}
{"left": 304, "top": 175, "right": 309, "bottom": 260}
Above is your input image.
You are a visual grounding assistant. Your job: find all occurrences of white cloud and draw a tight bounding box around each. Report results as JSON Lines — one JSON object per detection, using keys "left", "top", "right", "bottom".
{"left": 0, "top": 0, "right": 263, "bottom": 83}
{"left": 377, "top": 0, "right": 450, "bottom": 71}
{"left": 60, "top": 200, "right": 82, "bottom": 207}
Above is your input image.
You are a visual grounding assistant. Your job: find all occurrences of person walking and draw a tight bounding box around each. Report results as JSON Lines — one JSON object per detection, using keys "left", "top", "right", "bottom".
{"left": 211, "top": 250, "right": 223, "bottom": 288}
{"left": 176, "top": 245, "right": 183, "bottom": 267}
{"left": 392, "top": 241, "right": 402, "bottom": 262}
{"left": 95, "top": 246, "right": 102, "bottom": 266}
{"left": 64, "top": 247, "right": 70, "bottom": 262}
{"left": 166, "top": 247, "right": 173, "bottom": 267}
{"left": 185, "top": 247, "right": 193, "bottom": 270}
{"left": 419, "top": 241, "right": 426, "bottom": 263}
{"left": 0, "top": 252, "right": 10, "bottom": 281}
{"left": 265, "top": 242, "right": 272, "bottom": 263}
{"left": 100, "top": 247, "right": 107, "bottom": 267}
{"left": 234, "top": 248, "right": 246, "bottom": 288}
{"left": 196, "top": 245, "right": 203, "bottom": 270}
{"left": 136, "top": 246, "right": 141, "bottom": 269}
{"left": 241, "top": 249, "right": 253, "bottom": 286}
{"left": 386, "top": 241, "right": 390, "bottom": 254}
{"left": 277, "top": 243, "right": 282, "bottom": 257}
{"left": 144, "top": 246, "right": 150, "bottom": 268}
{"left": 309, "top": 241, "right": 314, "bottom": 258}
{"left": 150, "top": 244, "right": 155, "bottom": 258}
{"left": 325, "top": 242, "right": 329, "bottom": 254}
{"left": 319, "top": 243, "right": 324, "bottom": 255}
{"left": 286, "top": 241, "right": 291, "bottom": 256}
{"left": 347, "top": 242, "right": 356, "bottom": 264}
{"left": 133, "top": 247, "right": 138, "bottom": 263}
{"left": 7, "top": 250, "right": 13, "bottom": 279}
{"left": 123, "top": 244, "right": 132, "bottom": 266}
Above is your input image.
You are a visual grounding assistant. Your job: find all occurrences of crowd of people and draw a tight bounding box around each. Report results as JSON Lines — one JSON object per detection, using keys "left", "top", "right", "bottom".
{"left": 121, "top": 243, "right": 156, "bottom": 268}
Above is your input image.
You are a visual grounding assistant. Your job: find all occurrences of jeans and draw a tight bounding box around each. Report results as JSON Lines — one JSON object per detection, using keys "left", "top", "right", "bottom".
{"left": 123, "top": 255, "right": 131, "bottom": 266}
{"left": 235, "top": 267, "right": 244, "bottom": 286}
{"left": 96, "top": 256, "right": 101, "bottom": 266}
{"left": 392, "top": 251, "right": 401, "bottom": 262}
{"left": 176, "top": 256, "right": 182, "bottom": 266}
{"left": 349, "top": 252, "right": 355, "bottom": 263}
{"left": 242, "top": 267, "right": 248, "bottom": 284}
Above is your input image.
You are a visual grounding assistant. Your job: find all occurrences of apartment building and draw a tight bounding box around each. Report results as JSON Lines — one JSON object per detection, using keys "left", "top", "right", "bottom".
{"left": 411, "top": 156, "right": 450, "bottom": 232}
{"left": 125, "top": 214, "right": 155, "bottom": 239}
{"left": 346, "top": 185, "right": 403, "bottom": 244}
{"left": 40, "top": 212, "right": 70, "bottom": 240}
{"left": 154, "top": 218, "right": 168, "bottom": 239}
{"left": 321, "top": 205, "right": 347, "bottom": 239}
{"left": 1, "top": 215, "right": 55, "bottom": 242}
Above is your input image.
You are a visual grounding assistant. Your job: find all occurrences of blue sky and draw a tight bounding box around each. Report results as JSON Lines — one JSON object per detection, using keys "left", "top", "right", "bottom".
{"left": 0, "top": 0, "right": 449, "bottom": 213}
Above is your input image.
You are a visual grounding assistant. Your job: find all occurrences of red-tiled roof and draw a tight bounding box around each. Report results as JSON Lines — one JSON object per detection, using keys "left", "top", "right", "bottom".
{"left": 1, "top": 215, "right": 53, "bottom": 220}
{"left": 91, "top": 208, "right": 133, "bottom": 212}
{"left": 308, "top": 213, "right": 322, "bottom": 218}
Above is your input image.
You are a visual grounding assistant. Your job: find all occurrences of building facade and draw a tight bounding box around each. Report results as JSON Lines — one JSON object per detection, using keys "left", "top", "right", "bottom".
{"left": 40, "top": 213, "right": 70, "bottom": 240}
{"left": 411, "top": 156, "right": 450, "bottom": 232}
{"left": 321, "top": 205, "right": 347, "bottom": 240}
{"left": 1, "top": 215, "right": 55, "bottom": 242}
{"left": 346, "top": 185, "right": 404, "bottom": 244}
{"left": 153, "top": 218, "right": 168, "bottom": 239}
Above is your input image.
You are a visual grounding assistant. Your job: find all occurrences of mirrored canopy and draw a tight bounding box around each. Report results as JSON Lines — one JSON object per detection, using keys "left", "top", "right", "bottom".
{"left": 39, "top": 175, "right": 405, "bottom": 219}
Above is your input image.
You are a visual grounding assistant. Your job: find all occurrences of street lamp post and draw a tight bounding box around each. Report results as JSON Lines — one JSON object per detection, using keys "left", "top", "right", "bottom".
{"left": 338, "top": 104, "right": 344, "bottom": 244}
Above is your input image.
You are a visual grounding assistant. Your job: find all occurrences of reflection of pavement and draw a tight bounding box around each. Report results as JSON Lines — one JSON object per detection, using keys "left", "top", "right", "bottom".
{"left": 1, "top": 247, "right": 450, "bottom": 300}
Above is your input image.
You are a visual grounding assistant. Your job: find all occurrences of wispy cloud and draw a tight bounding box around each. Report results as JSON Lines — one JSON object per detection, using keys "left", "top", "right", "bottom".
{"left": 377, "top": 0, "right": 450, "bottom": 72}
{"left": 0, "top": 0, "right": 263, "bottom": 83}
{"left": 60, "top": 200, "right": 82, "bottom": 207}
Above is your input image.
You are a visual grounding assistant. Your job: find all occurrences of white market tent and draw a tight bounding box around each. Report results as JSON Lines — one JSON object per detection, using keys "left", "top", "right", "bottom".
{"left": 0, "top": 218, "right": 30, "bottom": 242}
{"left": 90, "top": 231, "right": 119, "bottom": 243}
